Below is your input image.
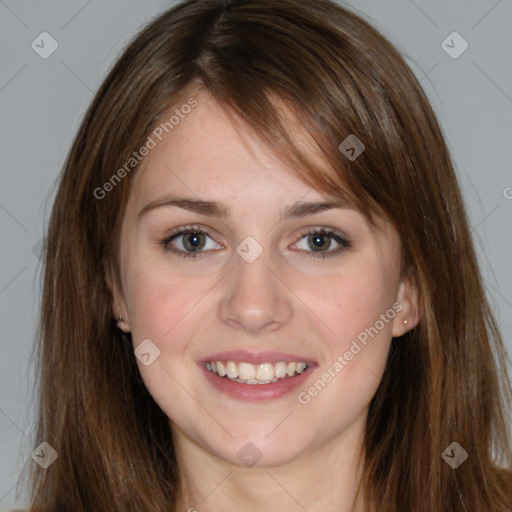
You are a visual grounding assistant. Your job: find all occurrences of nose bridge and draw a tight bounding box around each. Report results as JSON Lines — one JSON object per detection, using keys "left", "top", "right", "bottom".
{"left": 218, "top": 243, "right": 293, "bottom": 333}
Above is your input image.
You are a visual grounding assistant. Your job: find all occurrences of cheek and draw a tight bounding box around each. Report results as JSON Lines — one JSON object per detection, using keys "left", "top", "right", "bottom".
{"left": 304, "top": 263, "right": 398, "bottom": 346}
{"left": 123, "top": 261, "right": 208, "bottom": 340}
{"left": 122, "top": 266, "right": 211, "bottom": 422}
{"left": 297, "top": 257, "right": 399, "bottom": 407}
{"left": 294, "top": 268, "right": 396, "bottom": 429}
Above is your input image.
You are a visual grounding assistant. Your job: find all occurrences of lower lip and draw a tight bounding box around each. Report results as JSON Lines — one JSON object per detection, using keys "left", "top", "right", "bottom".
{"left": 200, "top": 363, "right": 317, "bottom": 401}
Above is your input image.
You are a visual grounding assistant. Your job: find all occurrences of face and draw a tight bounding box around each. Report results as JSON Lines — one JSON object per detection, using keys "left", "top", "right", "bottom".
{"left": 110, "top": 89, "right": 418, "bottom": 468}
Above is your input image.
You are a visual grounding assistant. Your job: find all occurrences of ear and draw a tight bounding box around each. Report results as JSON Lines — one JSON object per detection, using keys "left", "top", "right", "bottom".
{"left": 102, "top": 256, "right": 130, "bottom": 333}
{"left": 392, "top": 271, "right": 422, "bottom": 337}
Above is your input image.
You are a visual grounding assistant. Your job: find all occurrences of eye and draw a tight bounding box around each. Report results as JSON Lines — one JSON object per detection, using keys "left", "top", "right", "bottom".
{"left": 292, "top": 227, "right": 352, "bottom": 259}
{"left": 160, "top": 225, "right": 352, "bottom": 260}
{"left": 161, "top": 225, "right": 222, "bottom": 259}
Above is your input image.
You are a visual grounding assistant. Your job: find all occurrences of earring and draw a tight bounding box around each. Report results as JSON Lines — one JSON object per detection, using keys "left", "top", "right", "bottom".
{"left": 117, "top": 315, "right": 128, "bottom": 332}
{"left": 403, "top": 320, "right": 408, "bottom": 325}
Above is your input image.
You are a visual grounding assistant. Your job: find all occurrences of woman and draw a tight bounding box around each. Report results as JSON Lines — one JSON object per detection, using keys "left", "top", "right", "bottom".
{"left": 17, "top": 0, "right": 512, "bottom": 510}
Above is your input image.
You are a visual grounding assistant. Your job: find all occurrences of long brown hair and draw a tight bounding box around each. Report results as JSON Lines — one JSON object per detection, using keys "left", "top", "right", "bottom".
{"left": 21, "top": 0, "right": 512, "bottom": 510}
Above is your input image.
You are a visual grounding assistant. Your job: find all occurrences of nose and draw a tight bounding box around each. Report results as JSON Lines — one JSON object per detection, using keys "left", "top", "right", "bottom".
{"left": 218, "top": 248, "right": 294, "bottom": 334}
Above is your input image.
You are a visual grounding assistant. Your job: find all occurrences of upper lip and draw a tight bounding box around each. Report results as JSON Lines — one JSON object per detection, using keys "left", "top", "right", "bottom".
{"left": 201, "top": 350, "right": 316, "bottom": 365}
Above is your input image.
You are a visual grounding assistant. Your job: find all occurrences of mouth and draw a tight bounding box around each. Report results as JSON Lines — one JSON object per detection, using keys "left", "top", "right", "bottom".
{"left": 199, "top": 352, "right": 317, "bottom": 401}
{"left": 205, "top": 360, "right": 310, "bottom": 384}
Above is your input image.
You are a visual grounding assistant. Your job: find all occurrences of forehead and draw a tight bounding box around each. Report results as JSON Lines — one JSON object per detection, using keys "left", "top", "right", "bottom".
{"left": 131, "top": 91, "right": 333, "bottom": 205}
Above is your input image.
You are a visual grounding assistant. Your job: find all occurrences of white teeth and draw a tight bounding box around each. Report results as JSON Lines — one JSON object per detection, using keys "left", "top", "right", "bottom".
{"left": 238, "top": 362, "right": 256, "bottom": 380}
{"left": 286, "top": 362, "right": 296, "bottom": 376}
{"left": 217, "top": 361, "right": 226, "bottom": 377}
{"left": 275, "top": 362, "right": 287, "bottom": 378}
{"left": 296, "top": 362, "right": 306, "bottom": 373}
{"left": 206, "top": 359, "right": 310, "bottom": 384}
{"left": 256, "top": 363, "right": 274, "bottom": 381}
{"left": 226, "top": 361, "right": 238, "bottom": 379}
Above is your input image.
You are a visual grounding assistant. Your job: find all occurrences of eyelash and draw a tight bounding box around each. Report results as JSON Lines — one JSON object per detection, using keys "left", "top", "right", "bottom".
{"left": 160, "top": 224, "right": 352, "bottom": 260}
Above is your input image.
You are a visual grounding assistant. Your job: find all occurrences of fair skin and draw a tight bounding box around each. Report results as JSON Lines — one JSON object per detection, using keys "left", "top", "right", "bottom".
{"left": 109, "top": 89, "right": 421, "bottom": 512}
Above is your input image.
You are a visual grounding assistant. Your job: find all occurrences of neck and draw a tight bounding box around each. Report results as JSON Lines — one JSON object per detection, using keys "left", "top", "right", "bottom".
{"left": 172, "top": 416, "right": 369, "bottom": 512}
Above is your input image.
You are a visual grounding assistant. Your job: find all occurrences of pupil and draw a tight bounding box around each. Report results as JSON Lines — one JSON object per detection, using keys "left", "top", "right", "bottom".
{"left": 310, "top": 234, "right": 329, "bottom": 251}
{"left": 184, "top": 232, "right": 204, "bottom": 251}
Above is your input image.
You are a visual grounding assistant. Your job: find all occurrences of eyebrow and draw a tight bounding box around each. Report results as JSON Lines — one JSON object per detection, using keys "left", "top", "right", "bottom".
{"left": 137, "top": 194, "right": 354, "bottom": 221}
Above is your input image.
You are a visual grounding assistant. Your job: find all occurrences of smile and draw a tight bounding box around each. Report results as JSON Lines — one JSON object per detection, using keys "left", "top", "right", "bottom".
{"left": 206, "top": 360, "right": 309, "bottom": 384}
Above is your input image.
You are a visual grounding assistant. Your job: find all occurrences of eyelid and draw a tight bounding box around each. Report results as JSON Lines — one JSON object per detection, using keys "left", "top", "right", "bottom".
{"left": 295, "top": 225, "right": 350, "bottom": 242}
{"left": 165, "top": 223, "right": 215, "bottom": 239}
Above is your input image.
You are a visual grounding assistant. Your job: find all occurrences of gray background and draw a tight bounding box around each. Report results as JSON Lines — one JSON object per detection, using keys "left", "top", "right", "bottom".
{"left": 1, "top": 0, "right": 511, "bottom": 508}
